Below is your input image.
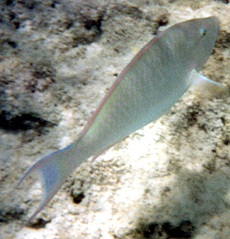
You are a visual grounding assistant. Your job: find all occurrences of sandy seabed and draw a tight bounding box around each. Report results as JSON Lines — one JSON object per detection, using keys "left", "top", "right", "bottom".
{"left": 0, "top": 0, "right": 230, "bottom": 238}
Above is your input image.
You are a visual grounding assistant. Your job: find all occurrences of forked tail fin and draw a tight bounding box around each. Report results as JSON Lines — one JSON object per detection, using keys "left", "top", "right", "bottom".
{"left": 17, "top": 144, "right": 80, "bottom": 223}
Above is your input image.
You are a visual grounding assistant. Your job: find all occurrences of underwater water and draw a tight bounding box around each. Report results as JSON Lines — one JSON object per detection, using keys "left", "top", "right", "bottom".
{"left": 0, "top": 1, "right": 230, "bottom": 238}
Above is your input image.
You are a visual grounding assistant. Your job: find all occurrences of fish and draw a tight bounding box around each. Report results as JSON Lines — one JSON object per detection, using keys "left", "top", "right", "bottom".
{"left": 17, "top": 16, "right": 224, "bottom": 222}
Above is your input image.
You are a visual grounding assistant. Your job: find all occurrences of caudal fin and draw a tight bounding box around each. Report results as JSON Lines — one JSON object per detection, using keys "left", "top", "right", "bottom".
{"left": 17, "top": 144, "right": 77, "bottom": 223}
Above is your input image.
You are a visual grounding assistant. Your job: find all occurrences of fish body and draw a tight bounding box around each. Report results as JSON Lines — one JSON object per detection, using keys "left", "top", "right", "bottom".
{"left": 18, "top": 16, "right": 222, "bottom": 222}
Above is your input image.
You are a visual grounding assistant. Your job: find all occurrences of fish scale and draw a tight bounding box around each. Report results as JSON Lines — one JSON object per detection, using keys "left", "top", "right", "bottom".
{"left": 17, "top": 16, "right": 223, "bottom": 222}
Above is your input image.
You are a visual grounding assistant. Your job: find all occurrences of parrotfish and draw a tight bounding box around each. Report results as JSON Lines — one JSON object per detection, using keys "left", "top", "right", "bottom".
{"left": 18, "top": 16, "right": 224, "bottom": 222}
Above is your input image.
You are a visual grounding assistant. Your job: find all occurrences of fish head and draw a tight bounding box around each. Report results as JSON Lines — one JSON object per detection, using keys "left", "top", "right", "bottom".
{"left": 176, "top": 16, "right": 220, "bottom": 72}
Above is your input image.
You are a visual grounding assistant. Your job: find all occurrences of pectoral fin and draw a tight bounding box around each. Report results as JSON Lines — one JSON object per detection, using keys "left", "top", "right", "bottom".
{"left": 189, "top": 69, "right": 229, "bottom": 99}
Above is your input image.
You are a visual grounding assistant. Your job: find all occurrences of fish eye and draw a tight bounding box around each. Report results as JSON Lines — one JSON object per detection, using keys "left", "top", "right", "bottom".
{"left": 200, "top": 27, "right": 207, "bottom": 37}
